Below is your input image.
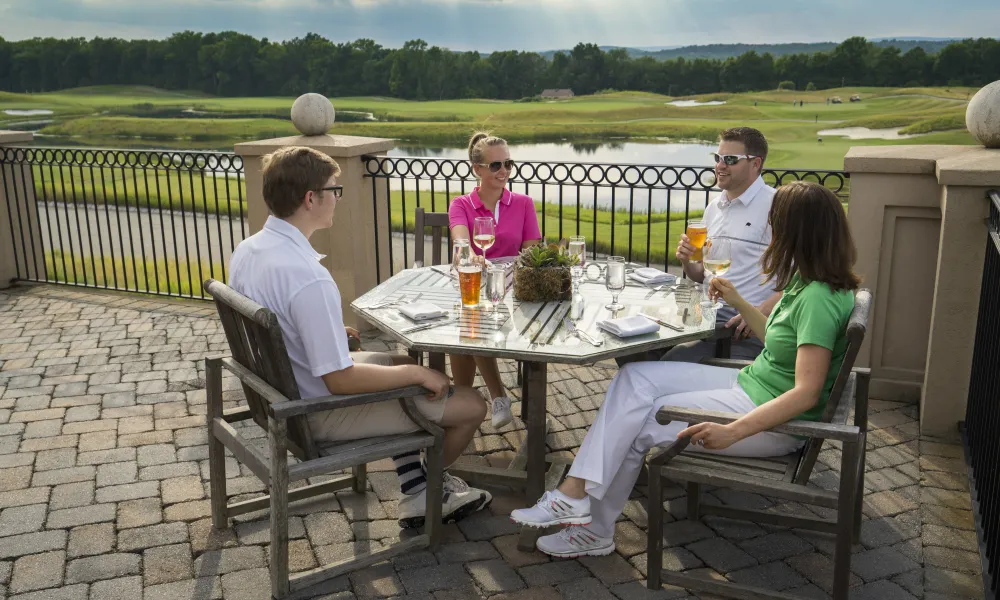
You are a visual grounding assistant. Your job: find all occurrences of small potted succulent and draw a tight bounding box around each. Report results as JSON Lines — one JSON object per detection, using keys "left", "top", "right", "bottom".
{"left": 513, "top": 243, "right": 580, "bottom": 302}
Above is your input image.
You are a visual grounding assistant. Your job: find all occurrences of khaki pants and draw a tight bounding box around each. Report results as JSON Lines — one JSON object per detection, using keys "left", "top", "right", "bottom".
{"left": 305, "top": 351, "right": 449, "bottom": 443}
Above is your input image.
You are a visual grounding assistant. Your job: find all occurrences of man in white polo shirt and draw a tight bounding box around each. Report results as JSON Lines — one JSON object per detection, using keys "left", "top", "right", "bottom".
{"left": 228, "top": 146, "right": 492, "bottom": 529}
{"left": 664, "top": 126, "right": 782, "bottom": 362}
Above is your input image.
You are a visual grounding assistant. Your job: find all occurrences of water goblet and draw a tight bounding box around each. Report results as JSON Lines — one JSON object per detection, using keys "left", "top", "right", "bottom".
{"left": 605, "top": 256, "right": 626, "bottom": 311}
{"left": 485, "top": 265, "right": 507, "bottom": 323}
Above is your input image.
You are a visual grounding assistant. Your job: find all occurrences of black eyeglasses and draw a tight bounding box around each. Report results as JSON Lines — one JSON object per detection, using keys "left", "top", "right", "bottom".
{"left": 318, "top": 185, "right": 344, "bottom": 198}
{"left": 711, "top": 153, "right": 759, "bottom": 166}
{"left": 477, "top": 159, "right": 515, "bottom": 173}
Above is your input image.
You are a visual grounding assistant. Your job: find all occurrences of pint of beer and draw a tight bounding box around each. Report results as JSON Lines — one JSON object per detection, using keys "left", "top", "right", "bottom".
{"left": 458, "top": 264, "right": 482, "bottom": 307}
{"left": 686, "top": 221, "right": 708, "bottom": 262}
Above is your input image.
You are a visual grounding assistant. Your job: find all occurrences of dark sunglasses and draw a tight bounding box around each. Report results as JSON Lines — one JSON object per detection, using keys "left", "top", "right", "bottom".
{"left": 318, "top": 185, "right": 344, "bottom": 198}
{"left": 477, "top": 159, "right": 515, "bottom": 173}
{"left": 711, "top": 153, "right": 759, "bottom": 166}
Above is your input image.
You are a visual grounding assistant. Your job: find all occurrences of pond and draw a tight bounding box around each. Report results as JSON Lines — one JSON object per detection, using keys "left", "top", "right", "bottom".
{"left": 3, "top": 109, "right": 54, "bottom": 116}
{"left": 387, "top": 141, "right": 722, "bottom": 214}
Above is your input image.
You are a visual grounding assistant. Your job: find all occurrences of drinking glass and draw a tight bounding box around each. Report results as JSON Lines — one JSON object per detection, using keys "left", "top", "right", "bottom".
{"left": 701, "top": 237, "right": 732, "bottom": 309}
{"left": 455, "top": 241, "right": 481, "bottom": 307}
{"left": 472, "top": 217, "right": 496, "bottom": 267}
{"left": 485, "top": 265, "right": 507, "bottom": 323}
{"left": 451, "top": 238, "right": 471, "bottom": 291}
{"left": 568, "top": 236, "right": 586, "bottom": 290}
{"left": 686, "top": 220, "right": 708, "bottom": 262}
{"left": 605, "top": 256, "right": 626, "bottom": 311}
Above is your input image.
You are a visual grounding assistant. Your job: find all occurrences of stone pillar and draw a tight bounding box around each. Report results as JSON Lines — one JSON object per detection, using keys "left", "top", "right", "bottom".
{"left": 846, "top": 145, "right": 999, "bottom": 438}
{"left": 235, "top": 134, "right": 394, "bottom": 329}
{"left": 0, "top": 131, "right": 44, "bottom": 290}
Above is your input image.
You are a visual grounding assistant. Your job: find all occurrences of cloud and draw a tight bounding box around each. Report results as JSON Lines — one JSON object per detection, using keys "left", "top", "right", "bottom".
{"left": 0, "top": 0, "right": 994, "bottom": 51}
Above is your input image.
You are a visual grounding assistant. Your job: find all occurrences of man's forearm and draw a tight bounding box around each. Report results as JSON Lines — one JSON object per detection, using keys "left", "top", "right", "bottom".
{"left": 322, "top": 363, "right": 425, "bottom": 396}
{"left": 682, "top": 260, "right": 705, "bottom": 283}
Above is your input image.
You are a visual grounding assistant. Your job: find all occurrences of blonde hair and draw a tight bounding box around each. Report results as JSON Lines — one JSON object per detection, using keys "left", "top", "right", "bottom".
{"left": 468, "top": 131, "right": 507, "bottom": 179}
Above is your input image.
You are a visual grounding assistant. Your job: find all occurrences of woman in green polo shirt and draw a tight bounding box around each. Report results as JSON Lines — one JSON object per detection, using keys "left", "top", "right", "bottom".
{"left": 510, "top": 181, "right": 860, "bottom": 558}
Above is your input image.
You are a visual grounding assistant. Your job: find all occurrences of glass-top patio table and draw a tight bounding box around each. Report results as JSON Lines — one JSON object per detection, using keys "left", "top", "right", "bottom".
{"left": 351, "top": 263, "right": 715, "bottom": 549}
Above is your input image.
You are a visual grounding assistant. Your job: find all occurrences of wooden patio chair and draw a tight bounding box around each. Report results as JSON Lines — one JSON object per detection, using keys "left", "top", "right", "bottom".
{"left": 203, "top": 278, "right": 445, "bottom": 600}
{"left": 645, "top": 289, "right": 873, "bottom": 600}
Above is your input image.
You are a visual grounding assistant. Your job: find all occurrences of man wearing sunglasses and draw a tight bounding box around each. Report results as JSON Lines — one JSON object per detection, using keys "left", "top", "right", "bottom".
{"left": 664, "top": 127, "right": 782, "bottom": 362}
{"left": 228, "top": 146, "right": 494, "bottom": 531}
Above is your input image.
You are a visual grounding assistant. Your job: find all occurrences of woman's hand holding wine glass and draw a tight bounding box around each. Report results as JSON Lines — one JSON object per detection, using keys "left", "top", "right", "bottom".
{"left": 708, "top": 277, "right": 743, "bottom": 307}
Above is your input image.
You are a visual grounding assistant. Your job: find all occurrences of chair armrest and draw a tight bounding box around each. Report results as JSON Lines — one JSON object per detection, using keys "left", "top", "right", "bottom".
{"left": 218, "top": 357, "right": 431, "bottom": 420}
{"left": 271, "top": 386, "right": 431, "bottom": 419}
{"left": 655, "top": 406, "right": 861, "bottom": 443}
{"left": 698, "top": 358, "right": 753, "bottom": 369}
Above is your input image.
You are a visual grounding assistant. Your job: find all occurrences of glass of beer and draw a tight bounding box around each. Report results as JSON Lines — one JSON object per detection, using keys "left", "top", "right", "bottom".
{"left": 686, "top": 220, "right": 708, "bottom": 262}
{"left": 456, "top": 243, "right": 482, "bottom": 308}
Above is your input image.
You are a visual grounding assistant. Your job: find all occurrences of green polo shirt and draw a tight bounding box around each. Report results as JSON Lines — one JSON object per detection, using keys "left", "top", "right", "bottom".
{"left": 737, "top": 274, "right": 854, "bottom": 422}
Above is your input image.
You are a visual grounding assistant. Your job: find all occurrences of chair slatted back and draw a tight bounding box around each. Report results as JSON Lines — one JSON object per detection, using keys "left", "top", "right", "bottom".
{"left": 206, "top": 279, "right": 318, "bottom": 461}
{"left": 414, "top": 208, "right": 451, "bottom": 267}
{"left": 792, "top": 288, "right": 872, "bottom": 484}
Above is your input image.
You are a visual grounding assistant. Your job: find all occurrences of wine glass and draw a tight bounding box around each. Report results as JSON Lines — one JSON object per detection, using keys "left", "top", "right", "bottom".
{"left": 568, "top": 236, "right": 586, "bottom": 291}
{"left": 472, "top": 217, "right": 496, "bottom": 267}
{"left": 701, "top": 237, "right": 732, "bottom": 309}
{"left": 605, "top": 256, "right": 626, "bottom": 311}
{"left": 485, "top": 265, "right": 507, "bottom": 323}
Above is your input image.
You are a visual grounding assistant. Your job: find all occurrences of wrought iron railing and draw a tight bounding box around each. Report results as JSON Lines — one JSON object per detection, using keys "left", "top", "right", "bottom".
{"left": 964, "top": 188, "right": 1000, "bottom": 600}
{"left": 362, "top": 155, "right": 849, "bottom": 283}
{"left": 1, "top": 146, "right": 246, "bottom": 299}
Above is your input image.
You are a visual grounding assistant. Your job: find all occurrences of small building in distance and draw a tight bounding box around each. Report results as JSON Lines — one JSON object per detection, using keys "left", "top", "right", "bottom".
{"left": 540, "top": 88, "right": 575, "bottom": 99}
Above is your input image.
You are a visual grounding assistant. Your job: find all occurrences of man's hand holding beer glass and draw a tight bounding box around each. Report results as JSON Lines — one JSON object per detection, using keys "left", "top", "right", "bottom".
{"left": 676, "top": 220, "right": 708, "bottom": 283}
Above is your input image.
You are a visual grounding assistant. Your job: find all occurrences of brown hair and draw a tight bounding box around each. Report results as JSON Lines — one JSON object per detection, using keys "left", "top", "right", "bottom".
{"left": 721, "top": 126, "right": 769, "bottom": 169}
{"left": 761, "top": 181, "right": 860, "bottom": 293}
{"left": 468, "top": 131, "right": 507, "bottom": 179}
{"left": 261, "top": 146, "right": 341, "bottom": 218}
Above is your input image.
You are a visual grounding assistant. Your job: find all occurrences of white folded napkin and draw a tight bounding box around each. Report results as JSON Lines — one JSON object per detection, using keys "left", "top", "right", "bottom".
{"left": 628, "top": 267, "right": 675, "bottom": 285}
{"left": 398, "top": 302, "right": 448, "bottom": 321}
{"left": 596, "top": 315, "right": 660, "bottom": 338}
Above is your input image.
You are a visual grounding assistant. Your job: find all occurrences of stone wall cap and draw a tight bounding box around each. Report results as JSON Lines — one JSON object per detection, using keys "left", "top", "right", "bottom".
{"left": 235, "top": 134, "right": 395, "bottom": 158}
{"left": 844, "top": 145, "right": 979, "bottom": 175}
{"left": 936, "top": 147, "right": 1000, "bottom": 186}
{"left": 0, "top": 131, "right": 34, "bottom": 144}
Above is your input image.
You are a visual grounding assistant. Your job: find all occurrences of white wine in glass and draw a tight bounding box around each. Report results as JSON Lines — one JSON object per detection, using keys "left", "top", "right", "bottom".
{"left": 703, "top": 258, "right": 731, "bottom": 276}
{"left": 568, "top": 236, "right": 586, "bottom": 287}
{"left": 472, "top": 217, "right": 496, "bottom": 256}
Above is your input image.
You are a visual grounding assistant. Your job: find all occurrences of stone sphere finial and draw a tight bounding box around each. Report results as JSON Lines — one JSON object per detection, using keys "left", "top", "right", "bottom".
{"left": 966, "top": 80, "right": 1000, "bottom": 149}
{"left": 291, "top": 93, "right": 335, "bottom": 136}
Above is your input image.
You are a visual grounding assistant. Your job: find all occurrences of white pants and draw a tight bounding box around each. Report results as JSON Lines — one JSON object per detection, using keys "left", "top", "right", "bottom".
{"left": 567, "top": 361, "right": 804, "bottom": 538}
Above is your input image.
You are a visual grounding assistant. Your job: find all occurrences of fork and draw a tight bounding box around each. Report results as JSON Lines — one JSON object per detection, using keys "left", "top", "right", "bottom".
{"left": 564, "top": 318, "right": 604, "bottom": 347}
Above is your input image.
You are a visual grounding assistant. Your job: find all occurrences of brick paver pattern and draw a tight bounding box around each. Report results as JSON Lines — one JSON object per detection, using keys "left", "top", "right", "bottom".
{"left": 0, "top": 285, "right": 986, "bottom": 599}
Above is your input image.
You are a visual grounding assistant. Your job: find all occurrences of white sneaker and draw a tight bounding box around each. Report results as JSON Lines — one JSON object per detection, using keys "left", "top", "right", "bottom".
{"left": 397, "top": 474, "right": 492, "bottom": 529}
{"left": 491, "top": 396, "right": 514, "bottom": 428}
{"left": 509, "top": 489, "right": 591, "bottom": 528}
{"left": 536, "top": 525, "right": 615, "bottom": 558}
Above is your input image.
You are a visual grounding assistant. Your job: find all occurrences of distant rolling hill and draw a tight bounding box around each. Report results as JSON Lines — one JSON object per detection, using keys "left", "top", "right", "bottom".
{"left": 536, "top": 38, "right": 976, "bottom": 61}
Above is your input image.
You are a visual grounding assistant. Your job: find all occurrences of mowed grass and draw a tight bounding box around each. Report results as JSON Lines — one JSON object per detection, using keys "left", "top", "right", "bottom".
{"left": 0, "top": 84, "right": 978, "bottom": 171}
{"left": 45, "top": 249, "right": 219, "bottom": 298}
{"left": 28, "top": 165, "right": 246, "bottom": 217}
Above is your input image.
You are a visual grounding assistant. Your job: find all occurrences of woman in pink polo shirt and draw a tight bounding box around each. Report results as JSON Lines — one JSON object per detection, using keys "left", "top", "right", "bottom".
{"left": 448, "top": 131, "right": 542, "bottom": 428}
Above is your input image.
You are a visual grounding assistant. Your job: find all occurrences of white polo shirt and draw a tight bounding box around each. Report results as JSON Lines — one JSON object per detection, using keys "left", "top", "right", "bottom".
{"left": 228, "top": 216, "right": 352, "bottom": 401}
{"left": 703, "top": 176, "right": 777, "bottom": 308}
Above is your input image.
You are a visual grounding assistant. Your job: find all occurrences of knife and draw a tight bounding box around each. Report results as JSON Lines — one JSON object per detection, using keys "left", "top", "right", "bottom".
{"left": 640, "top": 313, "right": 684, "bottom": 332}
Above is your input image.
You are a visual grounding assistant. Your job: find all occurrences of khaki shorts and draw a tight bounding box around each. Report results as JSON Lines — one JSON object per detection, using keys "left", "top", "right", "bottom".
{"left": 305, "top": 351, "right": 450, "bottom": 443}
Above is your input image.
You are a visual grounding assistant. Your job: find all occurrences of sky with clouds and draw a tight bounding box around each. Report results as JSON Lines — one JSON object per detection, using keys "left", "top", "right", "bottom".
{"left": 0, "top": 0, "right": 995, "bottom": 52}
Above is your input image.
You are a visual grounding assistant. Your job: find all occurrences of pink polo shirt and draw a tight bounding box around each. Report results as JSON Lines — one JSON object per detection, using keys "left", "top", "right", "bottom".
{"left": 448, "top": 187, "right": 542, "bottom": 259}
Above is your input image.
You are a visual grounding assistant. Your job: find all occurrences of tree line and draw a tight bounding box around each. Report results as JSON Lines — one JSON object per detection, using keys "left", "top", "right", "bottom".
{"left": 0, "top": 33, "right": 997, "bottom": 100}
